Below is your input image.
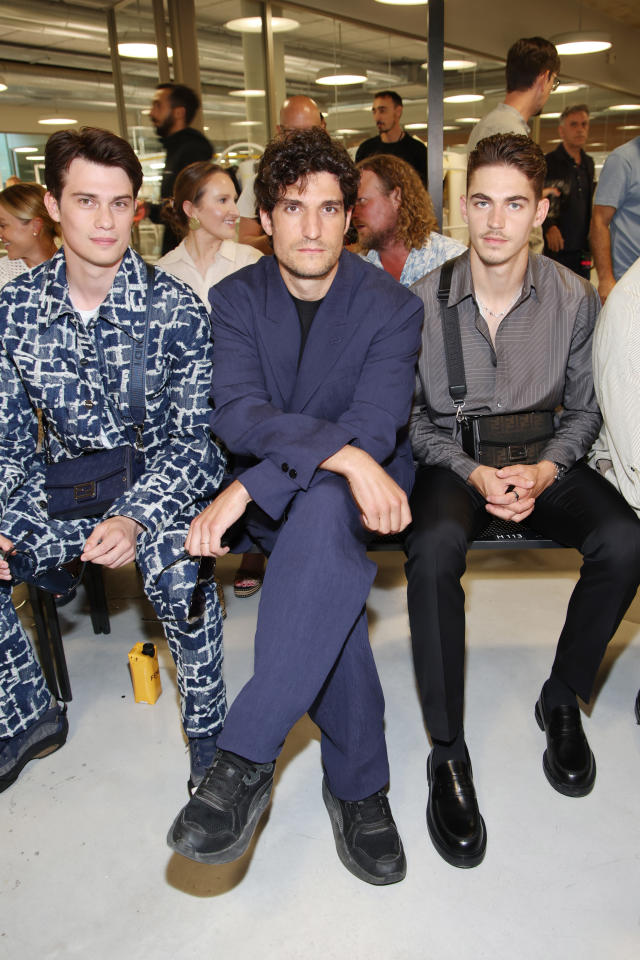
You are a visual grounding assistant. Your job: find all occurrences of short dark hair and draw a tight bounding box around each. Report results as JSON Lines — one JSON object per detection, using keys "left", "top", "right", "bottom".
{"left": 560, "top": 103, "right": 590, "bottom": 121}
{"left": 505, "top": 37, "right": 560, "bottom": 93}
{"left": 374, "top": 90, "right": 403, "bottom": 109}
{"left": 156, "top": 83, "right": 200, "bottom": 125}
{"left": 44, "top": 127, "right": 143, "bottom": 201}
{"left": 467, "top": 133, "right": 547, "bottom": 201}
{"left": 255, "top": 127, "right": 359, "bottom": 214}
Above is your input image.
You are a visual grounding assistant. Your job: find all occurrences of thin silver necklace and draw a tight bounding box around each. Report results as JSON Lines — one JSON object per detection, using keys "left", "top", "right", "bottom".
{"left": 476, "top": 289, "right": 521, "bottom": 320}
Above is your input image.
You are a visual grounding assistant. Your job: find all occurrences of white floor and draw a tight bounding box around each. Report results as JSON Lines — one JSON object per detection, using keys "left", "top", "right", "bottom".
{"left": 2, "top": 549, "right": 639, "bottom": 960}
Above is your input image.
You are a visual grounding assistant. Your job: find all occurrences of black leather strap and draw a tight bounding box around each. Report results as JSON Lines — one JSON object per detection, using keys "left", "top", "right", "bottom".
{"left": 437, "top": 255, "right": 466, "bottom": 407}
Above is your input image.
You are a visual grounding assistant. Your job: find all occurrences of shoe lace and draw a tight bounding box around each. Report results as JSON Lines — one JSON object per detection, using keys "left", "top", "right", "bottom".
{"left": 197, "top": 752, "right": 270, "bottom": 805}
{"left": 347, "top": 791, "right": 391, "bottom": 826}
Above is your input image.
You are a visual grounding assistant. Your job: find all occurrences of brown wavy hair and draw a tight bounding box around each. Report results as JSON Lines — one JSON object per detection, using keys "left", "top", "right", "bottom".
{"left": 356, "top": 154, "right": 437, "bottom": 250}
{"left": 0, "top": 183, "right": 60, "bottom": 240}
{"left": 161, "top": 161, "right": 231, "bottom": 239}
{"left": 255, "top": 127, "right": 359, "bottom": 214}
{"left": 467, "top": 133, "right": 546, "bottom": 200}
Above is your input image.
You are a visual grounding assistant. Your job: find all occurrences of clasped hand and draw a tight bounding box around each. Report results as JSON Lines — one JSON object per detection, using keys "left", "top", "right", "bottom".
{"left": 469, "top": 460, "right": 557, "bottom": 522}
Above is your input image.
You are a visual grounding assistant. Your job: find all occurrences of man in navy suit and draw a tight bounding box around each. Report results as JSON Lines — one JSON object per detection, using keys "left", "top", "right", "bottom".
{"left": 168, "top": 128, "right": 423, "bottom": 884}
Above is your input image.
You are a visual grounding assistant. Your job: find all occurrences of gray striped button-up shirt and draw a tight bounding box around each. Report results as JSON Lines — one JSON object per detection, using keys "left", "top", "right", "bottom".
{"left": 409, "top": 250, "right": 602, "bottom": 480}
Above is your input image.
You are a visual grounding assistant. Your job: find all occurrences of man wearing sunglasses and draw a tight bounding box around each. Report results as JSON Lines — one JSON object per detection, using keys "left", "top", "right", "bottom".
{"left": 0, "top": 127, "right": 225, "bottom": 794}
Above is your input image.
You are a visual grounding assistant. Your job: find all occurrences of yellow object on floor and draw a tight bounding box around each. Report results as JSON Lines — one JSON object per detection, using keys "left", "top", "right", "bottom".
{"left": 128, "top": 642, "right": 162, "bottom": 704}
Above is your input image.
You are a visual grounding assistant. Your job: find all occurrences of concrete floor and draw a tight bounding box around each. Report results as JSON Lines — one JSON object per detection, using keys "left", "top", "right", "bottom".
{"left": 2, "top": 549, "right": 639, "bottom": 960}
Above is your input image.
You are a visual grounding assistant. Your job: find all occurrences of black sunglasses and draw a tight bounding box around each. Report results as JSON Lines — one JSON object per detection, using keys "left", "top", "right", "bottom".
{"left": 2, "top": 534, "right": 86, "bottom": 598}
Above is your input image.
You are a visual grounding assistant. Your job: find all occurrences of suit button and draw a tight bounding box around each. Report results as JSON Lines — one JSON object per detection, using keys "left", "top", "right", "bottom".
{"left": 79, "top": 358, "right": 89, "bottom": 366}
{"left": 289, "top": 469, "right": 297, "bottom": 479}
{"left": 281, "top": 462, "right": 289, "bottom": 472}
{"left": 84, "top": 400, "right": 94, "bottom": 408}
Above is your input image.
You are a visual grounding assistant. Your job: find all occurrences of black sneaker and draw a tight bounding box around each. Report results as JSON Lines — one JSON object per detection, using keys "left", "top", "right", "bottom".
{"left": 322, "top": 778, "right": 407, "bottom": 885}
{"left": 0, "top": 702, "right": 68, "bottom": 793}
{"left": 187, "top": 732, "right": 219, "bottom": 796}
{"left": 167, "top": 749, "right": 275, "bottom": 864}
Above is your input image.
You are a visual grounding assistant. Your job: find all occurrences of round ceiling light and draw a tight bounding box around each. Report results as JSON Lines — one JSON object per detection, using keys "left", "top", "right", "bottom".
{"left": 38, "top": 118, "right": 78, "bottom": 125}
{"left": 444, "top": 93, "right": 484, "bottom": 104}
{"left": 224, "top": 17, "right": 299, "bottom": 33}
{"left": 316, "top": 68, "right": 367, "bottom": 86}
{"left": 553, "top": 34, "right": 611, "bottom": 55}
{"left": 118, "top": 42, "right": 173, "bottom": 58}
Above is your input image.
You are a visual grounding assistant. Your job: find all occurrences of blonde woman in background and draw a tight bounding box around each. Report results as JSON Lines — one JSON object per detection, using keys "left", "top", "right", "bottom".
{"left": 0, "top": 183, "right": 60, "bottom": 289}
{"left": 158, "top": 161, "right": 266, "bottom": 600}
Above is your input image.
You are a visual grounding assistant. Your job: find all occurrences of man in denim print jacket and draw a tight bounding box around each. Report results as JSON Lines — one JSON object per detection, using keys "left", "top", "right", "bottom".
{"left": 0, "top": 128, "right": 225, "bottom": 795}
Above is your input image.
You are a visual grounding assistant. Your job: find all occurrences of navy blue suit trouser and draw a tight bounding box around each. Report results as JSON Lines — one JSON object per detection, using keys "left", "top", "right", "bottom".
{"left": 217, "top": 470, "right": 392, "bottom": 802}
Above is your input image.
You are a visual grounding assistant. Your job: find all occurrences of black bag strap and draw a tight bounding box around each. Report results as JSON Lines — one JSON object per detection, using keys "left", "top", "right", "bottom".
{"left": 129, "top": 262, "right": 154, "bottom": 432}
{"left": 437, "top": 254, "right": 467, "bottom": 417}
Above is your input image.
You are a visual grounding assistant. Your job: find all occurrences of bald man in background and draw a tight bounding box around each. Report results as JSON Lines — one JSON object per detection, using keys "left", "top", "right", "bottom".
{"left": 237, "top": 95, "right": 326, "bottom": 248}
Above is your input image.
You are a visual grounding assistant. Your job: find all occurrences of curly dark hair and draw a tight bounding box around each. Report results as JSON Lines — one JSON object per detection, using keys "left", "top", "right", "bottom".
{"left": 255, "top": 127, "right": 359, "bottom": 214}
{"left": 467, "top": 133, "right": 547, "bottom": 201}
{"left": 356, "top": 154, "right": 437, "bottom": 251}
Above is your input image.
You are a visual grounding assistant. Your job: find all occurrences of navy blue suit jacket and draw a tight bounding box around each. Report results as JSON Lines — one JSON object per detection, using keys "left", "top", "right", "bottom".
{"left": 209, "top": 250, "right": 424, "bottom": 521}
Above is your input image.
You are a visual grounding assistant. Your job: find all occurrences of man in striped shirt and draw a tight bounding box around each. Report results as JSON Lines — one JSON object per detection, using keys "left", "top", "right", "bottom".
{"left": 406, "top": 133, "right": 640, "bottom": 869}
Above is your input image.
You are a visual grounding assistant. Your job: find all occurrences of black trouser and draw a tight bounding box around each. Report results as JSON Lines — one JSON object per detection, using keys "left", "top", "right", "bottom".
{"left": 404, "top": 463, "right": 640, "bottom": 741}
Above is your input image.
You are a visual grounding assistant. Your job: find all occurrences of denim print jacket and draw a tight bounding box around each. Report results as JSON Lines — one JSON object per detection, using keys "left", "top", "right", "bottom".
{"left": 0, "top": 248, "right": 224, "bottom": 586}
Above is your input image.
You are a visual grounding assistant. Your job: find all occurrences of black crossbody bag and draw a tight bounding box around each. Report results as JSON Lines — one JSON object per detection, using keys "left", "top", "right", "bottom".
{"left": 437, "top": 257, "right": 554, "bottom": 469}
{"left": 43, "top": 265, "right": 154, "bottom": 520}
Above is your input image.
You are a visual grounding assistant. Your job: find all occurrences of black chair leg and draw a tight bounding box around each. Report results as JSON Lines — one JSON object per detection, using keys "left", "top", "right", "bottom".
{"left": 84, "top": 563, "right": 111, "bottom": 635}
{"left": 27, "top": 584, "right": 63, "bottom": 702}
{"left": 635, "top": 689, "right": 640, "bottom": 725}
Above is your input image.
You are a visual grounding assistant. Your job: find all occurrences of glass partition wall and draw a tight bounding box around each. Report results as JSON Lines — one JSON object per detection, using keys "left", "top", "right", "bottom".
{"left": 1, "top": 1, "right": 638, "bottom": 201}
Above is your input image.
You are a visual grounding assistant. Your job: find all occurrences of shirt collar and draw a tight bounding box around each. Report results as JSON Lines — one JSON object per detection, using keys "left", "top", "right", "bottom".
{"left": 448, "top": 247, "right": 541, "bottom": 308}
{"left": 40, "top": 246, "right": 147, "bottom": 336}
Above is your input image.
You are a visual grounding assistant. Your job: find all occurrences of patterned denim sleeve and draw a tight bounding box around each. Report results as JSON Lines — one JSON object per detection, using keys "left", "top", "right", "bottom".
{"left": 0, "top": 299, "right": 41, "bottom": 517}
{"left": 104, "top": 278, "right": 225, "bottom": 536}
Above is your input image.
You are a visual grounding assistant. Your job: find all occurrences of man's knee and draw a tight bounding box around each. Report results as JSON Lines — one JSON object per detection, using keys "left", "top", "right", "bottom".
{"left": 584, "top": 514, "right": 640, "bottom": 581}
{"left": 405, "top": 512, "right": 469, "bottom": 580}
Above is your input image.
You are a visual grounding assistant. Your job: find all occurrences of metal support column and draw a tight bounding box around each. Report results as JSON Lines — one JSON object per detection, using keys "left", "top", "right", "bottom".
{"left": 262, "top": 2, "right": 277, "bottom": 139}
{"left": 166, "top": 0, "right": 204, "bottom": 130}
{"left": 427, "top": 0, "right": 444, "bottom": 228}
{"left": 152, "top": 0, "right": 171, "bottom": 83}
{"left": 106, "top": 7, "right": 128, "bottom": 139}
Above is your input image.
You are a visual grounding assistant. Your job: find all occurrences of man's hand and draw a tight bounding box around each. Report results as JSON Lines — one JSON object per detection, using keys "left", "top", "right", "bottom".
{"left": 468, "top": 463, "right": 536, "bottom": 522}
{"left": 470, "top": 460, "right": 557, "bottom": 522}
{"left": 185, "top": 480, "right": 252, "bottom": 557}
{"left": 0, "top": 533, "right": 15, "bottom": 582}
{"left": 81, "top": 515, "right": 145, "bottom": 568}
{"left": 320, "top": 445, "right": 411, "bottom": 534}
{"left": 545, "top": 225, "right": 564, "bottom": 252}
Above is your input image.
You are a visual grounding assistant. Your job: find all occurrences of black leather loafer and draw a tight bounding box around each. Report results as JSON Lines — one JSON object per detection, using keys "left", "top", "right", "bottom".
{"left": 426, "top": 750, "right": 486, "bottom": 868}
{"left": 535, "top": 696, "right": 595, "bottom": 798}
